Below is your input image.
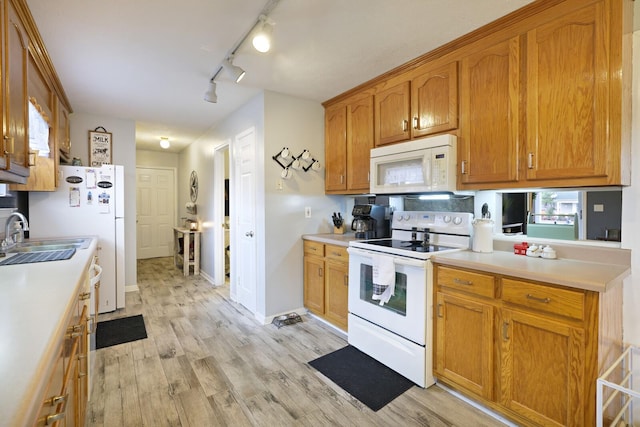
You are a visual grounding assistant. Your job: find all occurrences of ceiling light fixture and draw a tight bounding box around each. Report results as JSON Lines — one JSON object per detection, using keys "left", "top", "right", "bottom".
{"left": 160, "top": 137, "right": 170, "bottom": 149}
{"left": 252, "top": 15, "right": 273, "bottom": 53}
{"left": 203, "top": 79, "right": 218, "bottom": 103}
{"left": 222, "top": 55, "right": 246, "bottom": 83}
{"left": 203, "top": 0, "right": 281, "bottom": 104}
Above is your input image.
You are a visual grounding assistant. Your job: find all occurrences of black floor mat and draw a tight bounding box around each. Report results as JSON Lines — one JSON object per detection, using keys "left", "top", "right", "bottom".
{"left": 309, "top": 345, "right": 414, "bottom": 411}
{"left": 96, "top": 314, "right": 147, "bottom": 349}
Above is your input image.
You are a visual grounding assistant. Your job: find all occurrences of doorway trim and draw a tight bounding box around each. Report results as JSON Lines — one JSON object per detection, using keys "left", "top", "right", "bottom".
{"left": 213, "top": 141, "right": 231, "bottom": 286}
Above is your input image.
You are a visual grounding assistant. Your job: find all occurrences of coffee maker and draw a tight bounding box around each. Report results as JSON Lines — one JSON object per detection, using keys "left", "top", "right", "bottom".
{"left": 351, "top": 204, "right": 389, "bottom": 239}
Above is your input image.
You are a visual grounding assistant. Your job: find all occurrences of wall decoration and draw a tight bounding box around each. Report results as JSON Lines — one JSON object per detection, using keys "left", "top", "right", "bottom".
{"left": 89, "top": 127, "right": 112, "bottom": 166}
{"left": 190, "top": 170, "right": 199, "bottom": 202}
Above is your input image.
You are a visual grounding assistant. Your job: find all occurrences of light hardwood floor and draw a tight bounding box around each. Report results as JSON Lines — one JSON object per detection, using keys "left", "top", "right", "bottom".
{"left": 87, "top": 257, "right": 507, "bottom": 426}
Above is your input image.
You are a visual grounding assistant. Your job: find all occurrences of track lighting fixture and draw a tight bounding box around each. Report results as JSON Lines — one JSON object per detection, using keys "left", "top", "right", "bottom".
{"left": 222, "top": 55, "right": 246, "bottom": 83}
{"left": 159, "top": 137, "right": 170, "bottom": 149}
{"left": 252, "top": 15, "right": 273, "bottom": 53}
{"left": 203, "top": 0, "right": 282, "bottom": 103}
{"left": 204, "top": 79, "right": 217, "bottom": 103}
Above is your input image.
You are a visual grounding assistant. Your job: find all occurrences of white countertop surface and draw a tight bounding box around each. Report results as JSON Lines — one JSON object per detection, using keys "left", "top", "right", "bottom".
{"left": 0, "top": 238, "right": 97, "bottom": 427}
{"left": 302, "top": 233, "right": 362, "bottom": 247}
{"left": 431, "top": 250, "right": 630, "bottom": 293}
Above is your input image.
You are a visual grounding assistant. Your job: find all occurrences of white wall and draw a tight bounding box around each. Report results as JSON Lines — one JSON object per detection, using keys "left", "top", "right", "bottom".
{"left": 137, "top": 149, "right": 179, "bottom": 169}
{"left": 68, "top": 112, "right": 137, "bottom": 289}
{"left": 179, "top": 90, "right": 347, "bottom": 321}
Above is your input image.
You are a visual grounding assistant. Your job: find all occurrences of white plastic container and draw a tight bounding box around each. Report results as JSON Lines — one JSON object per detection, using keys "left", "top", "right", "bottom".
{"left": 472, "top": 218, "right": 494, "bottom": 253}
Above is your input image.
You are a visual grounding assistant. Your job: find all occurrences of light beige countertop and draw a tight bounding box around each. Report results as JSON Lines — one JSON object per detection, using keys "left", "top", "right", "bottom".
{"left": 431, "top": 249, "right": 630, "bottom": 293}
{"left": 0, "top": 237, "right": 98, "bottom": 427}
{"left": 302, "top": 232, "right": 361, "bottom": 247}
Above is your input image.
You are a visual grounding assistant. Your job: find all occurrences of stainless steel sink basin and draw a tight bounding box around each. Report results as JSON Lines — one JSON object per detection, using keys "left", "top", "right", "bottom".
{"left": 11, "top": 237, "right": 93, "bottom": 253}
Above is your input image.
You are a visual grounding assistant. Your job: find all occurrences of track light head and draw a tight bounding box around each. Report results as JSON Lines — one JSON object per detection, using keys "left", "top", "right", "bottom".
{"left": 222, "top": 56, "right": 246, "bottom": 83}
{"left": 252, "top": 16, "right": 273, "bottom": 53}
{"left": 204, "top": 80, "right": 218, "bottom": 103}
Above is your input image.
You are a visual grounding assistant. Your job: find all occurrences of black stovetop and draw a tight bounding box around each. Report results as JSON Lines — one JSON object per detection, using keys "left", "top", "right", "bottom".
{"left": 358, "top": 239, "right": 457, "bottom": 253}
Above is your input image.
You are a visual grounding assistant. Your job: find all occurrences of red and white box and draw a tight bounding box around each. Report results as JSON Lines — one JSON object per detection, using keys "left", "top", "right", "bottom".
{"left": 514, "top": 242, "right": 529, "bottom": 255}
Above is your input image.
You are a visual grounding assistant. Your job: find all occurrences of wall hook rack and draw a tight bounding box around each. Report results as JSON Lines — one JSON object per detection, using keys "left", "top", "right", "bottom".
{"left": 272, "top": 147, "right": 294, "bottom": 169}
{"left": 272, "top": 147, "right": 319, "bottom": 174}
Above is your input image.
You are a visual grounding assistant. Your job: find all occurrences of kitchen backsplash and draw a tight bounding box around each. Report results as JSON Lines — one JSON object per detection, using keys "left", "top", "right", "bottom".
{"left": 403, "top": 195, "right": 474, "bottom": 213}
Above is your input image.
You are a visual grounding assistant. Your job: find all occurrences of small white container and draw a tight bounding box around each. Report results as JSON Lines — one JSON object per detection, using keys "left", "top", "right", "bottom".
{"left": 541, "top": 245, "right": 557, "bottom": 259}
{"left": 472, "top": 218, "right": 494, "bottom": 253}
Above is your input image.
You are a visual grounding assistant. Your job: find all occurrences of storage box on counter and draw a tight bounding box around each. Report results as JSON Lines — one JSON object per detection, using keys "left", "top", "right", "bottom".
{"left": 514, "top": 242, "right": 529, "bottom": 255}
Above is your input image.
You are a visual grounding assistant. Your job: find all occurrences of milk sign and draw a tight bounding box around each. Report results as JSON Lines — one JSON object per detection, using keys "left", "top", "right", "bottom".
{"left": 89, "top": 129, "right": 112, "bottom": 166}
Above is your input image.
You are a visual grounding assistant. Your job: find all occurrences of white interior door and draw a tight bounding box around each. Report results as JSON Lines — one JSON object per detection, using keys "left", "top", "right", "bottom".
{"left": 136, "top": 167, "right": 176, "bottom": 259}
{"left": 214, "top": 142, "right": 230, "bottom": 286}
{"left": 233, "top": 128, "right": 257, "bottom": 313}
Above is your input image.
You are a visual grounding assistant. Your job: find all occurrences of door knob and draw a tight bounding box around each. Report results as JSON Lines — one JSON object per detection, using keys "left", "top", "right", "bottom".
{"left": 245, "top": 231, "right": 254, "bottom": 237}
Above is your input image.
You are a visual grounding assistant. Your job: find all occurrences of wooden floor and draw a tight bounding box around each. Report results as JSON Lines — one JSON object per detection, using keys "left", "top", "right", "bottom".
{"left": 86, "top": 257, "right": 507, "bottom": 427}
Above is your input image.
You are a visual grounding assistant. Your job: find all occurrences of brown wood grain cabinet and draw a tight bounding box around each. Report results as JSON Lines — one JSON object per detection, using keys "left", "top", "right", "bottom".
{"left": 324, "top": 91, "right": 374, "bottom": 194}
{"left": 374, "top": 61, "right": 458, "bottom": 148}
{"left": 303, "top": 240, "right": 348, "bottom": 331}
{"left": 433, "top": 263, "right": 623, "bottom": 427}
{"left": 1, "top": 0, "right": 30, "bottom": 183}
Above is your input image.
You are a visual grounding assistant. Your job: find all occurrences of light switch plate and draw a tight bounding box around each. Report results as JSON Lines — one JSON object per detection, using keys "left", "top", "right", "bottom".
{"left": 594, "top": 204, "right": 604, "bottom": 212}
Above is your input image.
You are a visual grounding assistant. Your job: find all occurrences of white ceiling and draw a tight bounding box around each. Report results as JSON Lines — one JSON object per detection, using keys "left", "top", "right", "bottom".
{"left": 26, "top": 0, "right": 534, "bottom": 153}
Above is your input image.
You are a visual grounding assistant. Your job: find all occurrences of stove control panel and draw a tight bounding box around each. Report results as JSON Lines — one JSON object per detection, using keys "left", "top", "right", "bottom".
{"left": 392, "top": 211, "right": 473, "bottom": 235}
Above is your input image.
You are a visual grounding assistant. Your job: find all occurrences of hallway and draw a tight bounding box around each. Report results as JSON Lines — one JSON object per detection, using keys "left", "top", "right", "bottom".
{"left": 86, "top": 257, "right": 505, "bottom": 426}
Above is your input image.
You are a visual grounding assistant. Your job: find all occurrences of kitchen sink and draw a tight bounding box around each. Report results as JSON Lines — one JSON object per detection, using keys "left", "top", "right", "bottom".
{"left": 0, "top": 249, "right": 77, "bottom": 266}
{"left": 11, "top": 237, "right": 93, "bottom": 253}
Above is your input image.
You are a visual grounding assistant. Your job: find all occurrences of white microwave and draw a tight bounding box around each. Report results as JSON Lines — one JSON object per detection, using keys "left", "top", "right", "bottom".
{"left": 370, "top": 134, "right": 457, "bottom": 194}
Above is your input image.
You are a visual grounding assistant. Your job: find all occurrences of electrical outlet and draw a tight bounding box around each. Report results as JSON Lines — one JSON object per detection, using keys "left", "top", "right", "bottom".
{"left": 305, "top": 207, "right": 311, "bottom": 218}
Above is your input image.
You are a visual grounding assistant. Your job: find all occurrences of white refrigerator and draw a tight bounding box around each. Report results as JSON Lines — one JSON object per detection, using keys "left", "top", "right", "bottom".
{"left": 28, "top": 165, "right": 125, "bottom": 313}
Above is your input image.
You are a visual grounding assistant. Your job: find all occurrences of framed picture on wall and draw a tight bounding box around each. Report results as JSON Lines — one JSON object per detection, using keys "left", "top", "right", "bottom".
{"left": 89, "top": 129, "right": 112, "bottom": 166}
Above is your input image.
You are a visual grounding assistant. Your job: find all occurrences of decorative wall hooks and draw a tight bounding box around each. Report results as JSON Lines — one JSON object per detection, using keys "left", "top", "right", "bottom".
{"left": 271, "top": 147, "right": 320, "bottom": 179}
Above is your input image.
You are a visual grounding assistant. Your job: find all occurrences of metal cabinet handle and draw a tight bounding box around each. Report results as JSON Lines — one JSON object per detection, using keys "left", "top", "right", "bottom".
{"left": 526, "top": 294, "right": 551, "bottom": 304}
{"left": 502, "top": 321, "right": 510, "bottom": 341}
{"left": 79, "top": 292, "right": 90, "bottom": 301}
{"left": 413, "top": 117, "right": 419, "bottom": 129}
{"left": 453, "top": 278, "right": 473, "bottom": 286}
{"left": 45, "top": 393, "right": 68, "bottom": 407}
{"left": 402, "top": 120, "right": 408, "bottom": 131}
{"left": 3, "top": 136, "right": 14, "bottom": 155}
{"left": 340, "top": 175, "right": 344, "bottom": 184}
{"left": 527, "top": 152, "right": 534, "bottom": 169}
{"left": 318, "top": 267, "right": 323, "bottom": 277}
{"left": 45, "top": 412, "right": 66, "bottom": 425}
{"left": 461, "top": 160, "right": 467, "bottom": 175}
{"left": 436, "top": 303, "right": 443, "bottom": 318}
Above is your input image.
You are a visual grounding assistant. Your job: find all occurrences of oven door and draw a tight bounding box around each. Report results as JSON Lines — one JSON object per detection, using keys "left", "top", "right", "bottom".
{"left": 347, "top": 247, "right": 430, "bottom": 345}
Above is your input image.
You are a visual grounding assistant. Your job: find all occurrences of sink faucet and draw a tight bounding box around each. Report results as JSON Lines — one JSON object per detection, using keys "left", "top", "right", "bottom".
{"left": 4, "top": 212, "right": 29, "bottom": 247}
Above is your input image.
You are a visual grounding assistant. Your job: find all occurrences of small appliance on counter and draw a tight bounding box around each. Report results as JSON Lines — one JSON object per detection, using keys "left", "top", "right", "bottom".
{"left": 351, "top": 204, "right": 389, "bottom": 239}
{"left": 472, "top": 203, "right": 494, "bottom": 253}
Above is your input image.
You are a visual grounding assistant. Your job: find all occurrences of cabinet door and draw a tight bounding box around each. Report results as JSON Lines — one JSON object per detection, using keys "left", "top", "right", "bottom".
{"left": 346, "top": 94, "right": 373, "bottom": 192}
{"left": 525, "top": 3, "right": 608, "bottom": 182}
{"left": 460, "top": 37, "right": 519, "bottom": 185}
{"left": 435, "top": 291, "right": 494, "bottom": 400}
{"left": 324, "top": 104, "right": 347, "bottom": 192}
{"left": 374, "top": 81, "right": 410, "bottom": 146}
{"left": 500, "top": 309, "right": 585, "bottom": 426}
{"left": 2, "top": 0, "right": 30, "bottom": 177}
{"left": 324, "top": 259, "right": 348, "bottom": 330}
{"left": 303, "top": 254, "right": 325, "bottom": 315}
{"left": 411, "top": 61, "right": 458, "bottom": 138}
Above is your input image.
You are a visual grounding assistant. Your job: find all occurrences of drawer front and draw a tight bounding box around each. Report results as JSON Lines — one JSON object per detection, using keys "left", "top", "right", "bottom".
{"left": 325, "top": 244, "right": 348, "bottom": 262}
{"left": 436, "top": 266, "right": 495, "bottom": 298}
{"left": 502, "top": 278, "right": 585, "bottom": 321}
{"left": 304, "top": 240, "right": 324, "bottom": 257}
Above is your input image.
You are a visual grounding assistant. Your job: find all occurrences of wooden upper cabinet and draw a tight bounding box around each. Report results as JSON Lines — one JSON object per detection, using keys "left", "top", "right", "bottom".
{"left": 325, "top": 91, "right": 374, "bottom": 194}
{"left": 460, "top": 37, "right": 520, "bottom": 185}
{"left": 411, "top": 61, "right": 458, "bottom": 138}
{"left": 346, "top": 94, "right": 373, "bottom": 192}
{"left": 525, "top": 3, "right": 609, "bottom": 182}
{"left": 374, "top": 81, "right": 410, "bottom": 146}
{"left": 2, "top": 0, "right": 30, "bottom": 179}
{"left": 324, "top": 103, "right": 347, "bottom": 192}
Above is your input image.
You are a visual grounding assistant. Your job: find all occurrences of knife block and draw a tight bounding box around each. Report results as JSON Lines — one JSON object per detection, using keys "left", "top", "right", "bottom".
{"left": 333, "top": 225, "right": 345, "bottom": 234}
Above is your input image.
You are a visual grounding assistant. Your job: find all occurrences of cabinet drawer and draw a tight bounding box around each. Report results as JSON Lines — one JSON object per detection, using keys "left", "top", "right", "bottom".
{"left": 437, "top": 266, "right": 495, "bottom": 298}
{"left": 304, "top": 240, "right": 324, "bottom": 256}
{"left": 325, "top": 244, "right": 348, "bottom": 262}
{"left": 502, "top": 278, "right": 585, "bottom": 321}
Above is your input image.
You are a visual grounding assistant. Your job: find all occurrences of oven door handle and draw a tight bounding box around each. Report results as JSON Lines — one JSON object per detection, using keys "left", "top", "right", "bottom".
{"left": 347, "top": 247, "right": 427, "bottom": 268}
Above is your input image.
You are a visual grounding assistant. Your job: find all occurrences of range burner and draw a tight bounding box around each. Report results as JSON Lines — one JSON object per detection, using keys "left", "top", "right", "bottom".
{"left": 359, "top": 238, "right": 457, "bottom": 253}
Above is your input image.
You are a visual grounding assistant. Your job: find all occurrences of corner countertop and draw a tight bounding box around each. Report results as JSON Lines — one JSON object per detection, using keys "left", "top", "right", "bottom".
{"left": 0, "top": 238, "right": 98, "bottom": 427}
{"left": 302, "top": 233, "right": 362, "bottom": 247}
{"left": 431, "top": 250, "right": 630, "bottom": 293}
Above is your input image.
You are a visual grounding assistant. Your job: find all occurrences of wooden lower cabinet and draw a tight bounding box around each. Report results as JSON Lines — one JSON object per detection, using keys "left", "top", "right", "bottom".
{"left": 303, "top": 240, "right": 349, "bottom": 330}
{"left": 433, "top": 263, "right": 622, "bottom": 427}
{"left": 35, "top": 277, "right": 90, "bottom": 427}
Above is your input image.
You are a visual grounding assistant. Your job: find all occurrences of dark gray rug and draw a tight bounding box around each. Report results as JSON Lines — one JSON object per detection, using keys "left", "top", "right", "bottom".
{"left": 96, "top": 314, "right": 147, "bottom": 349}
{"left": 309, "top": 345, "right": 414, "bottom": 411}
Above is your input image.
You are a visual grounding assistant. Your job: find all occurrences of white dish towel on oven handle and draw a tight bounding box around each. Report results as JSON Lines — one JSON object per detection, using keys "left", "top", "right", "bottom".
{"left": 371, "top": 254, "right": 396, "bottom": 306}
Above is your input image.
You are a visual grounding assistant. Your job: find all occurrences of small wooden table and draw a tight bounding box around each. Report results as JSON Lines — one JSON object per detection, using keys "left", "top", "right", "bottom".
{"left": 173, "top": 227, "right": 201, "bottom": 276}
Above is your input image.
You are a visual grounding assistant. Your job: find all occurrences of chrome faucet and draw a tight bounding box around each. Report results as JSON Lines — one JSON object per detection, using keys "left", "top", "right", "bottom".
{"left": 4, "top": 212, "right": 29, "bottom": 247}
